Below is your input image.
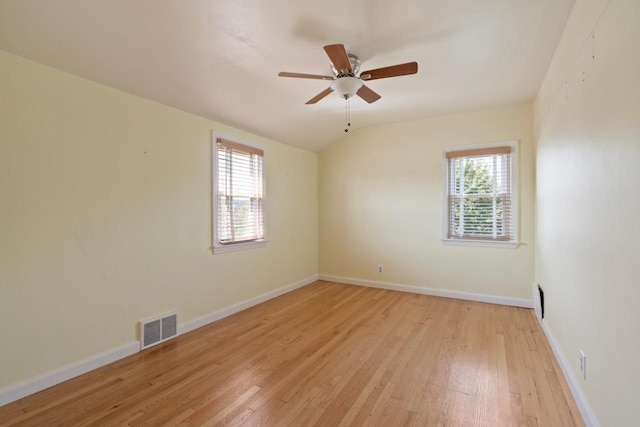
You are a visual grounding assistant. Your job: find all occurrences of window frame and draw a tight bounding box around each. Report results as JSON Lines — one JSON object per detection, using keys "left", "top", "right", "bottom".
{"left": 441, "top": 140, "right": 519, "bottom": 249}
{"left": 212, "top": 132, "right": 268, "bottom": 254}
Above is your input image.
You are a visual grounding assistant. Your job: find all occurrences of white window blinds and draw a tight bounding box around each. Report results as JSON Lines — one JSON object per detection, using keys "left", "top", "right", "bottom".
{"left": 216, "top": 138, "right": 264, "bottom": 245}
{"left": 446, "top": 146, "right": 513, "bottom": 241}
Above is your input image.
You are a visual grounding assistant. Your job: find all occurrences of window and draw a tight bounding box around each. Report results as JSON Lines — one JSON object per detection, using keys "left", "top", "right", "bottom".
{"left": 442, "top": 141, "right": 518, "bottom": 248}
{"left": 213, "top": 136, "right": 266, "bottom": 253}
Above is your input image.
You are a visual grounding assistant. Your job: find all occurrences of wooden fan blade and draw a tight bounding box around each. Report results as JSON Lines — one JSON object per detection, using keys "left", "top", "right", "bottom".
{"left": 278, "top": 72, "right": 334, "bottom": 80}
{"left": 357, "top": 85, "right": 381, "bottom": 103}
{"left": 306, "top": 87, "right": 334, "bottom": 104}
{"left": 323, "top": 44, "right": 352, "bottom": 73}
{"left": 360, "top": 62, "right": 418, "bottom": 81}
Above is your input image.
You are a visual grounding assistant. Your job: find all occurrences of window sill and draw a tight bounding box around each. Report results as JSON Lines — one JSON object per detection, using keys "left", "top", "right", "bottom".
{"left": 213, "top": 239, "right": 268, "bottom": 254}
{"left": 441, "top": 239, "right": 520, "bottom": 249}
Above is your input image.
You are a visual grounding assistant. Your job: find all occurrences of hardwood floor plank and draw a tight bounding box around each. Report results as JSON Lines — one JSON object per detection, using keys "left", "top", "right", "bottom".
{"left": 0, "top": 281, "right": 582, "bottom": 426}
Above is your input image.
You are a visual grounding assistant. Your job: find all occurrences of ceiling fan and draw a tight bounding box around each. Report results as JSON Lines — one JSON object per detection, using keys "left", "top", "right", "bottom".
{"left": 278, "top": 43, "right": 418, "bottom": 105}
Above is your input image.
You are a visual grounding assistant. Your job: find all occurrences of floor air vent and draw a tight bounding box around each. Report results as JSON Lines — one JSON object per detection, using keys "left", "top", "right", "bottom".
{"left": 140, "top": 312, "right": 178, "bottom": 350}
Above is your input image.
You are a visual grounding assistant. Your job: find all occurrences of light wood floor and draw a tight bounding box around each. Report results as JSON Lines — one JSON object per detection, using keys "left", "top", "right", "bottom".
{"left": 0, "top": 281, "right": 583, "bottom": 426}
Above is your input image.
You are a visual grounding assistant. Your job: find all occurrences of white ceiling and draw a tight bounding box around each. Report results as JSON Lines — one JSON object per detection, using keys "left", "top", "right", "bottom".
{"left": 0, "top": 0, "right": 575, "bottom": 152}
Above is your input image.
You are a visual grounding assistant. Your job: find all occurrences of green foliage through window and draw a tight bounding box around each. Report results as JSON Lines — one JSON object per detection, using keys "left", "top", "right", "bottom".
{"left": 447, "top": 151, "right": 512, "bottom": 240}
{"left": 216, "top": 139, "right": 265, "bottom": 245}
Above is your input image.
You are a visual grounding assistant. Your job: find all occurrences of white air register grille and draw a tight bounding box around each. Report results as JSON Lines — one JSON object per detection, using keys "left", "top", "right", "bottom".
{"left": 140, "top": 312, "right": 178, "bottom": 350}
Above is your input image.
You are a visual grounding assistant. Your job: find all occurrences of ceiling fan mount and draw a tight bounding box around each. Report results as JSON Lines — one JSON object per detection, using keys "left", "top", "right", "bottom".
{"left": 278, "top": 43, "right": 418, "bottom": 105}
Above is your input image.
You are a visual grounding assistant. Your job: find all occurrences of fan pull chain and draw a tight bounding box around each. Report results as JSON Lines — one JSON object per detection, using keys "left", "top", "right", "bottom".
{"left": 344, "top": 98, "right": 351, "bottom": 132}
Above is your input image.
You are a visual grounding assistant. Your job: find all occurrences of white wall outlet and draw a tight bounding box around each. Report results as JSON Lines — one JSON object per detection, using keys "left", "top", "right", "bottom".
{"left": 377, "top": 265, "right": 383, "bottom": 274}
{"left": 579, "top": 350, "right": 586, "bottom": 380}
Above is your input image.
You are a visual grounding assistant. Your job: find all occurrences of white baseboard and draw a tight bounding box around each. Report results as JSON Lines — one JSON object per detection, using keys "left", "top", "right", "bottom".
{"left": 0, "top": 273, "right": 319, "bottom": 408}
{"left": 538, "top": 319, "right": 600, "bottom": 427}
{"left": 0, "top": 341, "right": 139, "bottom": 407}
{"left": 319, "top": 274, "right": 533, "bottom": 308}
{"left": 178, "top": 274, "right": 319, "bottom": 335}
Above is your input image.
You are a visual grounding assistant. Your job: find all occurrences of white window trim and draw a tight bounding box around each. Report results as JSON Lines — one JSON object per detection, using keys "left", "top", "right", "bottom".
{"left": 441, "top": 139, "right": 520, "bottom": 249}
{"left": 212, "top": 132, "right": 268, "bottom": 254}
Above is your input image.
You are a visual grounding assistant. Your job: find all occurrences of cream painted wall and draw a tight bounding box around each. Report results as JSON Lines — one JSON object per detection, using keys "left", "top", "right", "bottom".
{"left": 534, "top": 0, "right": 639, "bottom": 425}
{"left": 319, "top": 104, "right": 535, "bottom": 300}
{"left": 0, "top": 50, "right": 318, "bottom": 390}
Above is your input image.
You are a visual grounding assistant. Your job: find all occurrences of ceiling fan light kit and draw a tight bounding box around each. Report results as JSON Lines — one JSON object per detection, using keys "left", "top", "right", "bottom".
{"left": 278, "top": 43, "right": 418, "bottom": 130}
{"left": 331, "top": 76, "right": 363, "bottom": 100}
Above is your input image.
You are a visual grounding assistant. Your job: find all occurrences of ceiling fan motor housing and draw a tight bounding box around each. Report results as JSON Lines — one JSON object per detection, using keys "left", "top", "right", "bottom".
{"left": 331, "top": 53, "right": 361, "bottom": 77}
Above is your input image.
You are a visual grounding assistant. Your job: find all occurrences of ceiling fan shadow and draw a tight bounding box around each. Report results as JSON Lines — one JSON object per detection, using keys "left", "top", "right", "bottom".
{"left": 290, "top": 15, "right": 460, "bottom": 63}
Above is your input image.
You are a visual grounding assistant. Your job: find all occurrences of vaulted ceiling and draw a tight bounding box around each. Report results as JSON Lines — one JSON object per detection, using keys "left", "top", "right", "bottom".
{"left": 0, "top": 0, "right": 575, "bottom": 151}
